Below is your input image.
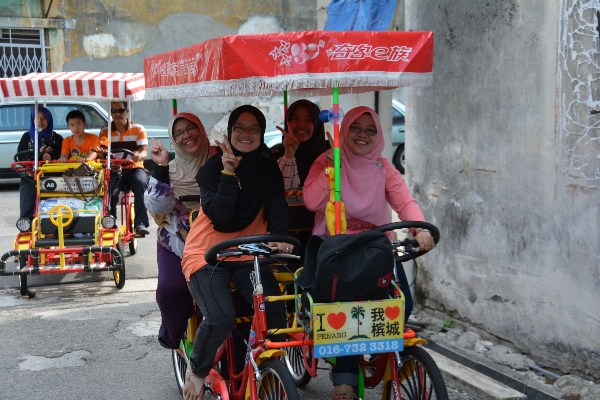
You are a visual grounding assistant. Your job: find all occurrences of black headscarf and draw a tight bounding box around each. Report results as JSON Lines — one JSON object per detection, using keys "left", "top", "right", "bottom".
{"left": 283, "top": 100, "right": 329, "bottom": 185}
{"left": 197, "top": 105, "right": 286, "bottom": 232}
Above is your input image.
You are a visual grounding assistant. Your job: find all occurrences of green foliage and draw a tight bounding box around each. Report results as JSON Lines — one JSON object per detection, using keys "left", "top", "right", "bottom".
{"left": 443, "top": 316, "right": 455, "bottom": 329}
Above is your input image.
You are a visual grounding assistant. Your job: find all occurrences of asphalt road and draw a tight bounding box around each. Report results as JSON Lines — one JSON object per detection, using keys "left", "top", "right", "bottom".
{"left": 0, "top": 179, "right": 159, "bottom": 290}
{"left": 0, "top": 182, "right": 478, "bottom": 400}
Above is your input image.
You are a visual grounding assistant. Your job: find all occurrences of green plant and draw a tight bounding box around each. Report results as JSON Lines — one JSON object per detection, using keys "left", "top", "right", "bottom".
{"left": 443, "top": 316, "right": 455, "bottom": 329}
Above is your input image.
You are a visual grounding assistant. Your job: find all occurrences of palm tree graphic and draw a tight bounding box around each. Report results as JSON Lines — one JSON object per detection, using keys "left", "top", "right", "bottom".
{"left": 348, "top": 306, "right": 370, "bottom": 340}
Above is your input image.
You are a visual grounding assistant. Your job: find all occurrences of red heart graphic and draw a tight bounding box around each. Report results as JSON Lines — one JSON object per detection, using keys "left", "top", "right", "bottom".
{"left": 385, "top": 306, "right": 400, "bottom": 321}
{"left": 327, "top": 312, "right": 346, "bottom": 330}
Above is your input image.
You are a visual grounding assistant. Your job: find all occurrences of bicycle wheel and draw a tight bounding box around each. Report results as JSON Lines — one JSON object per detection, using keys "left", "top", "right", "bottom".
{"left": 113, "top": 243, "right": 126, "bottom": 289}
{"left": 283, "top": 344, "right": 312, "bottom": 387}
{"left": 19, "top": 257, "right": 28, "bottom": 296}
{"left": 128, "top": 204, "right": 138, "bottom": 255}
{"left": 386, "top": 347, "right": 449, "bottom": 400}
{"left": 257, "top": 358, "right": 301, "bottom": 400}
{"left": 172, "top": 346, "right": 188, "bottom": 396}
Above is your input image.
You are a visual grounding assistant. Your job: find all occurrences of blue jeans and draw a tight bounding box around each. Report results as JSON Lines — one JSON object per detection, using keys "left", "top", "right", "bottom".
{"left": 19, "top": 176, "right": 36, "bottom": 220}
{"left": 187, "top": 264, "right": 286, "bottom": 378}
{"left": 332, "top": 261, "right": 413, "bottom": 387}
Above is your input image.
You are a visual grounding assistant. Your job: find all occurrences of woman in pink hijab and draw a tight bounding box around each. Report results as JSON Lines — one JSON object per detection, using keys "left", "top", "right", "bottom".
{"left": 303, "top": 106, "right": 435, "bottom": 400}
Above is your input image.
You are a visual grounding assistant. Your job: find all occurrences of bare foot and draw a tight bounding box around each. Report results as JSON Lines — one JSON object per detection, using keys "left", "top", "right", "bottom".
{"left": 183, "top": 369, "right": 205, "bottom": 400}
{"left": 332, "top": 384, "right": 357, "bottom": 399}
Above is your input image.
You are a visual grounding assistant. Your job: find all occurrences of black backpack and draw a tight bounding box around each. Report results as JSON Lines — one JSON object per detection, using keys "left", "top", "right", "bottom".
{"left": 296, "top": 230, "right": 395, "bottom": 303}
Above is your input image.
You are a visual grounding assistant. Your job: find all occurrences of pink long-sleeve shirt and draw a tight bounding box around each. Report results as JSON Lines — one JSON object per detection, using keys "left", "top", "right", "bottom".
{"left": 303, "top": 155, "right": 425, "bottom": 236}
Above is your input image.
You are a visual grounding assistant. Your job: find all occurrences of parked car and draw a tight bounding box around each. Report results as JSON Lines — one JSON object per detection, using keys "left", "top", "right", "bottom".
{"left": 263, "top": 100, "right": 407, "bottom": 174}
{"left": 0, "top": 101, "right": 170, "bottom": 179}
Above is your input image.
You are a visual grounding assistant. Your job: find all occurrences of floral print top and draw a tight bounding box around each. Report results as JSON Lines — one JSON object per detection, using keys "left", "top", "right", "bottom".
{"left": 144, "top": 169, "right": 193, "bottom": 259}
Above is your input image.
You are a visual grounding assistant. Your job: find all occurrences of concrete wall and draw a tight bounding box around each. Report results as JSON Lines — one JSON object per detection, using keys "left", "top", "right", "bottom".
{"left": 37, "top": 0, "right": 317, "bottom": 130}
{"left": 405, "top": 0, "right": 600, "bottom": 380}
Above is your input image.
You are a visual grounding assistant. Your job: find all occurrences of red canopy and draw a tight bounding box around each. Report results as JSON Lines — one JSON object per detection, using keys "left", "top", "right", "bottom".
{"left": 143, "top": 30, "right": 433, "bottom": 99}
{"left": 0, "top": 71, "right": 145, "bottom": 104}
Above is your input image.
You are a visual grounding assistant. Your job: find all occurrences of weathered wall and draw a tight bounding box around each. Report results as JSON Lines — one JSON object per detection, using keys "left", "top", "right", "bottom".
{"left": 53, "top": 0, "right": 317, "bottom": 129}
{"left": 406, "top": 0, "right": 600, "bottom": 380}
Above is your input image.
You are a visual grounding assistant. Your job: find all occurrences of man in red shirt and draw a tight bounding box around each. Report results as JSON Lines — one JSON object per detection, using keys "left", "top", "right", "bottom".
{"left": 100, "top": 101, "right": 150, "bottom": 235}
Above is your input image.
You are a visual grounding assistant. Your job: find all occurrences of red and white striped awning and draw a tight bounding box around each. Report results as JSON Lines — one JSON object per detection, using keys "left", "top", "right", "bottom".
{"left": 0, "top": 71, "right": 145, "bottom": 104}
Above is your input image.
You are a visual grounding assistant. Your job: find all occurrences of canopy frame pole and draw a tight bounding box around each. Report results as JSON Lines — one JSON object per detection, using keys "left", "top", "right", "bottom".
{"left": 333, "top": 86, "right": 341, "bottom": 235}
{"left": 34, "top": 101, "right": 39, "bottom": 173}
{"left": 283, "top": 90, "right": 288, "bottom": 120}
{"left": 107, "top": 100, "right": 112, "bottom": 214}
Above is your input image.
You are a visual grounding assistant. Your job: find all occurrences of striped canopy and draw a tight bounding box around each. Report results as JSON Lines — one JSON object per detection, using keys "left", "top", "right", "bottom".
{"left": 0, "top": 71, "right": 145, "bottom": 104}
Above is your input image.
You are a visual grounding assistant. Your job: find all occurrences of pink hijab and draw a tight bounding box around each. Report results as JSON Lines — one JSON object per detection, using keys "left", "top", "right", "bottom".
{"left": 338, "top": 106, "right": 391, "bottom": 229}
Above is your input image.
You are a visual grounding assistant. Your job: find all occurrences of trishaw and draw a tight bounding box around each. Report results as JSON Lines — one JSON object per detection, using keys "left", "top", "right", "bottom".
{"left": 143, "top": 30, "right": 444, "bottom": 399}
{"left": 0, "top": 72, "right": 145, "bottom": 297}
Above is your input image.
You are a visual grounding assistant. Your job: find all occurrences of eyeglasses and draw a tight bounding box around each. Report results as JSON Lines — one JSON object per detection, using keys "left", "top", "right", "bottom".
{"left": 349, "top": 125, "right": 377, "bottom": 136}
{"left": 111, "top": 108, "right": 127, "bottom": 114}
{"left": 232, "top": 125, "right": 261, "bottom": 135}
{"left": 173, "top": 125, "right": 199, "bottom": 141}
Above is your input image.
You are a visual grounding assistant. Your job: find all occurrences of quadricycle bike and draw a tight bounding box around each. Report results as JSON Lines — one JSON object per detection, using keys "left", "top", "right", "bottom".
{"left": 142, "top": 29, "right": 440, "bottom": 399}
{"left": 0, "top": 72, "right": 146, "bottom": 297}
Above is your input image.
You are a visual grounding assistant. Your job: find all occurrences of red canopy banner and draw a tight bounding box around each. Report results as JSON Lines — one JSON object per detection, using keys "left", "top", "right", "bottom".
{"left": 143, "top": 30, "right": 433, "bottom": 99}
{"left": 0, "top": 71, "right": 145, "bottom": 104}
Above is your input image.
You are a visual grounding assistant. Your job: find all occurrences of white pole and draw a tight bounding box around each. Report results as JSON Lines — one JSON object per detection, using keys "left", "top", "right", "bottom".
{"left": 34, "top": 101, "right": 39, "bottom": 172}
{"left": 107, "top": 99, "right": 111, "bottom": 213}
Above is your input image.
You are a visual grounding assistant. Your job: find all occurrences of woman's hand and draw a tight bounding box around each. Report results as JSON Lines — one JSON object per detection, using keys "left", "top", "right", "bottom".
{"left": 414, "top": 229, "right": 435, "bottom": 252}
{"left": 277, "top": 126, "right": 299, "bottom": 159}
{"left": 39, "top": 145, "right": 52, "bottom": 161}
{"left": 325, "top": 131, "right": 344, "bottom": 165}
{"left": 215, "top": 135, "right": 241, "bottom": 173}
{"left": 269, "top": 242, "right": 295, "bottom": 254}
{"left": 150, "top": 138, "right": 169, "bottom": 165}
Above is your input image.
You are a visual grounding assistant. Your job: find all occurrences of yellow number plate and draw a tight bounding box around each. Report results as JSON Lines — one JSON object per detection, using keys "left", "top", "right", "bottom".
{"left": 312, "top": 299, "right": 404, "bottom": 357}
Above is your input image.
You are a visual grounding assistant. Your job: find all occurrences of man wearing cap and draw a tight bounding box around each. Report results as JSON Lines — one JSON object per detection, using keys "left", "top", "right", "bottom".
{"left": 100, "top": 101, "right": 150, "bottom": 236}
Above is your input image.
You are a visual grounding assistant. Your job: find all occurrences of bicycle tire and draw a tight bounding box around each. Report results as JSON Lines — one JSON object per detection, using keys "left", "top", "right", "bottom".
{"left": 113, "top": 243, "right": 126, "bottom": 289}
{"left": 283, "top": 343, "right": 312, "bottom": 387}
{"left": 172, "top": 346, "right": 188, "bottom": 396}
{"left": 386, "top": 346, "right": 449, "bottom": 400}
{"left": 19, "top": 257, "right": 28, "bottom": 296}
{"left": 257, "top": 358, "right": 301, "bottom": 400}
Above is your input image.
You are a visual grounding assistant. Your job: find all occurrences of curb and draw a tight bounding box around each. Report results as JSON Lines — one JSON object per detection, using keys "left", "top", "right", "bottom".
{"left": 425, "top": 348, "right": 526, "bottom": 400}
{"left": 424, "top": 339, "right": 562, "bottom": 400}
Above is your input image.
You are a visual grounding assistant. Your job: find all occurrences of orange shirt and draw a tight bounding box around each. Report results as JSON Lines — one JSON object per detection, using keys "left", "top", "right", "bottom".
{"left": 182, "top": 208, "right": 267, "bottom": 282}
{"left": 99, "top": 120, "right": 148, "bottom": 168}
{"left": 61, "top": 134, "right": 100, "bottom": 159}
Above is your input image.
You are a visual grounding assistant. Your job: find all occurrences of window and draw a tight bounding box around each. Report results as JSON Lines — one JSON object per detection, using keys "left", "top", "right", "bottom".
{"left": 0, "top": 105, "right": 30, "bottom": 130}
{"left": 0, "top": 28, "right": 48, "bottom": 78}
{"left": 392, "top": 106, "right": 405, "bottom": 125}
{"left": 81, "top": 106, "right": 107, "bottom": 129}
{"left": 46, "top": 105, "right": 77, "bottom": 129}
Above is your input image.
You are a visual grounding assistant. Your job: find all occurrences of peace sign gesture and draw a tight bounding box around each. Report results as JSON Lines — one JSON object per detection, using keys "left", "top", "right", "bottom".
{"left": 215, "top": 134, "right": 242, "bottom": 173}
{"left": 150, "top": 138, "right": 169, "bottom": 165}
{"left": 276, "top": 126, "right": 299, "bottom": 159}
{"left": 325, "top": 131, "right": 344, "bottom": 165}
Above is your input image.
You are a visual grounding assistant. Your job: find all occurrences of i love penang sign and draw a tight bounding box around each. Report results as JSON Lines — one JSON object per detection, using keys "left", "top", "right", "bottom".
{"left": 312, "top": 298, "right": 405, "bottom": 357}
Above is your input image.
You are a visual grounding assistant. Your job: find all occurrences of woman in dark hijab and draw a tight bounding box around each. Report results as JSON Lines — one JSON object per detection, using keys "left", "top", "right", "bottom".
{"left": 180, "top": 105, "right": 292, "bottom": 400}
{"left": 275, "top": 99, "right": 329, "bottom": 190}
{"left": 16, "top": 106, "right": 63, "bottom": 220}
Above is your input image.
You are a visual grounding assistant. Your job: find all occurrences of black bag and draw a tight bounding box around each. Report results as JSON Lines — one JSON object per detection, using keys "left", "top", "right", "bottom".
{"left": 296, "top": 230, "right": 395, "bottom": 303}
